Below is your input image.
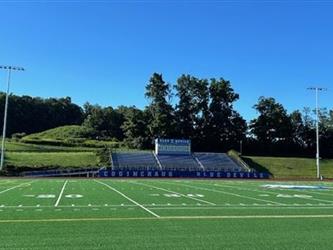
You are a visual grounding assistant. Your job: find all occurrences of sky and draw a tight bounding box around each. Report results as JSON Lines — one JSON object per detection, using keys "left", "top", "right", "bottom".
{"left": 0, "top": 0, "right": 332, "bottom": 121}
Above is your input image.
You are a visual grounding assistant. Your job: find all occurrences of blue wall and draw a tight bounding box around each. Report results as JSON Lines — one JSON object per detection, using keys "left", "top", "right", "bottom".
{"left": 99, "top": 170, "right": 269, "bottom": 179}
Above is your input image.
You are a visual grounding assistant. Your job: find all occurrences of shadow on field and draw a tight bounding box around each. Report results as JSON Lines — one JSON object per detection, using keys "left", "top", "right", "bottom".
{"left": 241, "top": 157, "right": 273, "bottom": 177}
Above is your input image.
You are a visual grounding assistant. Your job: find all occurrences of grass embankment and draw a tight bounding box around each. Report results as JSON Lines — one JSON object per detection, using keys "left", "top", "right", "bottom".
{"left": 2, "top": 125, "right": 120, "bottom": 173}
{"left": 21, "top": 125, "right": 123, "bottom": 148}
{"left": 6, "top": 141, "right": 95, "bottom": 152}
{"left": 23, "top": 125, "right": 92, "bottom": 140}
{"left": 3, "top": 141, "right": 101, "bottom": 173}
{"left": 6, "top": 152, "right": 97, "bottom": 168}
{"left": 242, "top": 156, "right": 333, "bottom": 179}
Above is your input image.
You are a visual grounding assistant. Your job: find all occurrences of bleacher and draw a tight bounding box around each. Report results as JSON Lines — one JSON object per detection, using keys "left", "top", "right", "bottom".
{"left": 194, "top": 152, "right": 242, "bottom": 172}
{"left": 157, "top": 154, "right": 200, "bottom": 171}
{"left": 111, "top": 151, "right": 246, "bottom": 172}
{"left": 112, "top": 152, "right": 159, "bottom": 170}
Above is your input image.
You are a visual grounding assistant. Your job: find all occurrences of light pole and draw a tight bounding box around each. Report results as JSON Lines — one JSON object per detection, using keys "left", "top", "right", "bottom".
{"left": 0, "top": 65, "right": 25, "bottom": 170}
{"left": 307, "top": 87, "right": 327, "bottom": 179}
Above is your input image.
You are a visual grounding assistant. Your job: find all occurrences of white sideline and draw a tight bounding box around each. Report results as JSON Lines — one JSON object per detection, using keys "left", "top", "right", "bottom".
{"left": 54, "top": 180, "right": 68, "bottom": 207}
{"left": 165, "top": 181, "right": 286, "bottom": 205}
{"left": 94, "top": 180, "right": 160, "bottom": 218}
{"left": 2, "top": 214, "right": 333, "bottom": 223}
{"left": 2, "top": 204, "right": 333, "bottom": 209}
{"left": 131, "top": 181, "right": 216, "bottom": 205}
{"left": 0, "top": 182, "right": 32, "bottom": 195}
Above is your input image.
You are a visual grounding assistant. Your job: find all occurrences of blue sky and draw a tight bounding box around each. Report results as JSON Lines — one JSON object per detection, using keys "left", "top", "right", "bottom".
{"left": 0, "top": 1, "right": 332, "bottom": 121}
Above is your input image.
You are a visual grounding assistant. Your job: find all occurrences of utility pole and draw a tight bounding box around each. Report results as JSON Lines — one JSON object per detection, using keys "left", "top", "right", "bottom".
{"left": 307, "top": 87, "right": 327, "bottom": 179}
{"left": 0, "top": 65, "right": 25, "bottom": 170}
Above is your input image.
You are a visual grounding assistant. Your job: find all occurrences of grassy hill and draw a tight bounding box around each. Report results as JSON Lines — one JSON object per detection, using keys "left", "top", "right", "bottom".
{"left": 1, "top": 140, "right": 105, "bottom": 174}
{"left": 20, "top": 125, "right": 123, "bottom": 148}
{"left": 6, "top": 141, "right": 95, "bottom": 152}
{"left": 6, "top": 152, "right": 97, "bottom": 168}
{"left": 242, "top": 156, "right": 333, "bottom": 179}
{"left": 0, "top": 125, "right": 122, "bottom": 174}
{"left": 23, "top": 125, "right": 92, "bottom": 140}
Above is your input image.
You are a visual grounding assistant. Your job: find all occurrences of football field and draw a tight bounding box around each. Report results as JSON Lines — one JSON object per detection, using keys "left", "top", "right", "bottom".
{"left": 1, "top": 178, "right": 333, "bottom": 249}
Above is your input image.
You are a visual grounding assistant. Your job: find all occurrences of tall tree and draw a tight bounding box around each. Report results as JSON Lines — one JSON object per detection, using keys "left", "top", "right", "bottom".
{"left": 250, "top": 97, "right": 292, "bottom": 144}
{"left": 191, "top": 78, "right": 210, "bottom": 149}
{"left": 317, "top": 108, "right": 333, "bottom": 157}
{"left": 1, "top": 93, "right": 84, "bottom": 136}
{"left": 145, "top": 73, "right": 175, "bottom": 139}
{"left": 82, "top": 105, "right": 124, "bottom": 140}
{"left": 174, "top": 75, "right": 196, "bottom": 138}
{"left": 121, "top": 107, "right": 150, "bottom": 149}
{"left": 207, "top": 78, "right": 246, "bottom": 151}
{"left": 300, "top": 107, "right": 316, "bottom": 149}
{"left": 290, "top": 110, "right": 306, "bottom": 146}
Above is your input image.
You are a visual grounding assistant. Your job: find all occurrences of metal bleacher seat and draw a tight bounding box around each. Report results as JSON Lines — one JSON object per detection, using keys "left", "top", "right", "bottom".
{"left": 194, "top": 153, "right": 243, "bottom": 172}
{"left": 157, "top": 154, "right": 200, "bottom": 171}
{"left": 111, "top": 151, "right": 245, "bottom": 172}
{"left": 112, "top": 152, "right": 159, "bottom": 171}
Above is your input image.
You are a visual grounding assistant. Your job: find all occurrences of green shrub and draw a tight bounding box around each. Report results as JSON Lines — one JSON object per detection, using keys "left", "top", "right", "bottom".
{"left": 11, "top": 132, "right": 27, "bottom": 141}
{"left": 21, "top": 138, "right": 76, "bottom": 147}
{"left": 96, "top": 147, "right": 111, "bottom": 166}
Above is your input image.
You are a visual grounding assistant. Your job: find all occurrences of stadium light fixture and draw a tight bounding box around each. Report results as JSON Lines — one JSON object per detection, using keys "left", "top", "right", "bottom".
{"left": 307, "top": 87, "right": 327, "bottom": 179}
{"left": 0, "top": 65, "right": 25, "bottom": 170}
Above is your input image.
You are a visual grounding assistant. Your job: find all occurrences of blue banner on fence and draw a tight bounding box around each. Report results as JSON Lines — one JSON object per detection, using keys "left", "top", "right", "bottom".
{"left": 99, "top": 170, "right": 269, "bottom": 179}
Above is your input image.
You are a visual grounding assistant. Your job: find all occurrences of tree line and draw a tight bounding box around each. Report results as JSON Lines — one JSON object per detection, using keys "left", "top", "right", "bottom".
{"left": 0, "top": 93, "right": 83, "bottom": 136}
{"left": 1, "top": 73, "right": 333, "bottom": 157}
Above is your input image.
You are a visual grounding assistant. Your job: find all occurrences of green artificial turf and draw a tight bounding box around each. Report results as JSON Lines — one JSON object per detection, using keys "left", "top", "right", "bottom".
{"left": 2, "top": 217, "right": 333, "bottom": 250}
{"left": 0, "top": 179, "right": 333, "bottom": 249}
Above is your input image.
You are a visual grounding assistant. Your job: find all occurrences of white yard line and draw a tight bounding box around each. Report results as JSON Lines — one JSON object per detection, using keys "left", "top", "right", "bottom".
{"left": 295, "top": 190, "right": 333, "bottom": 197}
{"left": 206, "top": 182, "right": 333, "bottom": 204}
{"left": 2, "top": 214, "right": 333, "bottom": 223}
{"left": 54, "top": 180, "right": 68, "bottom": 207}
{"left": 94, "top": 180, "right": 160, "bottom": 218}
{"left": 130, "top": 181, "right": 216, "bottom": 205}
{"left": 165, "top": 181, "right": 286, "bottom": 205}
{"left": 150, "top": 206, "right": 333, "bottom": 210}
{"left": 162, "top": 214, "right": 333, "bottom": 219}
{"left": 0, "top": 182, "right": 32, "bottom": 195}
{"left": 1, "top": 204, "right": 333, "bottom": 209}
